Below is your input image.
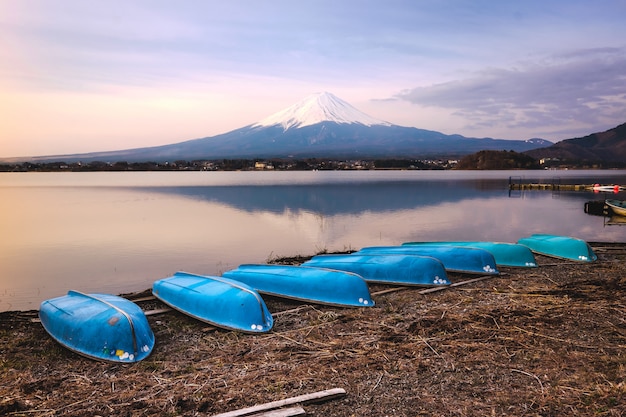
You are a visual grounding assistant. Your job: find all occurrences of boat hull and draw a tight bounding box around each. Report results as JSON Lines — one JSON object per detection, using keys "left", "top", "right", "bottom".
{"left": 222, "top": 264, "right": 374, "bottom": 307}
{"left": 401, "top": 241, "right": 537, "bottom": 268}
{"left": 591, "top": 184, "right": 624, "bottom": 193}
{"left": 355, "top": 246, "right": 499, "bottom": 275}
{"left": 605, "top": 199, "right": 626, "bottom": 217}
{"left": 517, "top": 234, "right": 597, "bottom": 262}
{"left": 302, "top": 254, "right": 450, "bottom": 286}
{"left": 152, "top": 272, "right": 273, "bottom": 333}
{"left": 39, "top": 291, "right": 154, "bottom": 363}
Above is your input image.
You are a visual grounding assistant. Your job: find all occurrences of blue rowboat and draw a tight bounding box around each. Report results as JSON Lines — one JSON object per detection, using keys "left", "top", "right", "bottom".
{"left": 355, "top": 246, "right": 499, "bottom": 275}
{"left": 517, "top": 234, "right": 597, "bottom": 262}
{"left": 222, "top": 264, "right": 374, "bottom": 307}
{"left": 152, "top": 271, "right": 273, "bottom": 333}
{"left": 39, "top": 291, "right": 154, "bottom": 363}
{"left": 302, "top": 254, "right": 450, "bottom": 286}
{"left": 401, "top": 241, "right": 537, "bottom": 268}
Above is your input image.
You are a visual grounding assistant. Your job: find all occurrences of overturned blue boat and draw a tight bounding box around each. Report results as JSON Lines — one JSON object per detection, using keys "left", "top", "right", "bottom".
{"left": 402, "top": 241, "right": 537, "bottom": 268}
{"left": 222, "top": 264, "right": 374, "bottom": 307}
{"left": 355, "top": 245, "right": 499, "bottom": 275}
{"left": 39, "top": 291, "right": 154, "bottom": 363}
{"left": 302, "top": 253, "right": 450, "bottom": 286}
{"left": 517, "top": 234, "right": 597, "bottom": 262}
{"left": 152, "top": 272, "right": 273, "bottom": 333}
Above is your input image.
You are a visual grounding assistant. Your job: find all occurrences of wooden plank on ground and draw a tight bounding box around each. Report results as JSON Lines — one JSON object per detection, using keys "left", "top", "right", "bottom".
{"left": 371, "top": 286, "right": 408, "bottom": 296}
{"left": 371, "top": 274, "right": 496, "bottom": 297}
{"left": 418, "top": 275, "right": 495, "bottom": 294}
{"left": 249, "top": 406, "right": 305, "bottom": 417}
{"left": 211, "top": 388, "right": 346, "bottom": 417}
{"left": 144, "top": 307, "right": 173, "bottom": 316}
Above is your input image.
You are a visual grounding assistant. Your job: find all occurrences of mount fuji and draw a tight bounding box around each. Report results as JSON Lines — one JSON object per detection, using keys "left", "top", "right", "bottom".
{"left": 21, "top": 92, "right": 551, "bottom": 163}
{"left": 252, "top": 91, "right": 392, "bottom": 130}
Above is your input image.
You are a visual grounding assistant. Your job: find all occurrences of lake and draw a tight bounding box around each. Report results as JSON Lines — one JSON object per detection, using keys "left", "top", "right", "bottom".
{"left": 2, "top": 169, "right": 625, "bottom": 311}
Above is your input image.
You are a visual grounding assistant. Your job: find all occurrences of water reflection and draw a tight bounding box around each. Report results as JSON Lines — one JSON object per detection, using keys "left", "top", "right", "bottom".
{"left": 140, "top": 181, "right": 505, "bottom": 215}
{"left": 1, "top": 171, "right": 625, "bottom": 311}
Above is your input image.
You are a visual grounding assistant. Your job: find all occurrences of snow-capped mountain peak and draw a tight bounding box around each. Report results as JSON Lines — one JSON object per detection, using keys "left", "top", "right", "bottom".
{"left": 253, "top": 92, "right": 392, "bottom": 130}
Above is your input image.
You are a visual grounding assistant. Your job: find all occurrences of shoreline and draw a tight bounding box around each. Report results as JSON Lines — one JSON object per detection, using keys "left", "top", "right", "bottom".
{"left": 2, "top": 245, "right": 626, "bottom": 416}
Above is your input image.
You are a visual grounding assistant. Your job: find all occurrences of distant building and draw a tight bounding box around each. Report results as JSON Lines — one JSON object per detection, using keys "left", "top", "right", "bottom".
{"left": 254, "top": 162, "right": 274, "bottom": 170}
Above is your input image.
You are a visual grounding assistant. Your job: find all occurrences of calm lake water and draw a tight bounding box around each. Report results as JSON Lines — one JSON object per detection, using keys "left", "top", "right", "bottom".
{"left": 2, "top": 170, "right": 626, "bottom": 311}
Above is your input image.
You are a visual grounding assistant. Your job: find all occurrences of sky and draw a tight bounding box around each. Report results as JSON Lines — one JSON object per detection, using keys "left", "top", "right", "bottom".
{"left": 1, "top": 0, "right": 625, "bottom": 158}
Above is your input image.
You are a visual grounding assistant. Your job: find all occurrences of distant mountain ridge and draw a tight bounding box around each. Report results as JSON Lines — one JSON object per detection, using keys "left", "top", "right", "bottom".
{"left": 524, "top": 122, "right": 626, "bottom": 163}
{"left": 7, "top": 92, "right": 553, "bottom": 163}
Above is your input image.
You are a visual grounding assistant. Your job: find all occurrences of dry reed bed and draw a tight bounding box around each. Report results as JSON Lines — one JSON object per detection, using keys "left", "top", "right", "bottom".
{"left": 1, "top": 244, "right": 625, "bottom": 416}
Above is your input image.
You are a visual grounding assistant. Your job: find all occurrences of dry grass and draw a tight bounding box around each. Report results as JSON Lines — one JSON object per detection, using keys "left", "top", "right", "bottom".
{"left": 1, "top": 244, "right": 625, "bottom": 416}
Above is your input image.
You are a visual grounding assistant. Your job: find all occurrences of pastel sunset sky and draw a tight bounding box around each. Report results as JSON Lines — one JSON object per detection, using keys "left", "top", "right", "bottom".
{"left": 1, "top": 0, "right": 625, "bottom": 157}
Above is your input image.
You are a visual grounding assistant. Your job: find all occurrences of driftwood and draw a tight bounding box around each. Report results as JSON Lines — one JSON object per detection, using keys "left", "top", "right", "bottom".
{"left": 143, "top": 307, "right": 172, "bottom": 316}
{"left": 248, "top": 406, "right": 305, "bottom": 416}
{"left": 371, "top": 274, "right": 496, "bottom": 297}
{"left": 418, "top": 274, "right": 496, "bottom": 294}
{"left": 211, "top": 388, "right": 346, "bottom": 417}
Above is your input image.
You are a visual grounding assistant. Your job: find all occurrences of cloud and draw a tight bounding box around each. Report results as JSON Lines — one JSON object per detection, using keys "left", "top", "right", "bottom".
{"left": 394, "top": 47, "right": 626, "bottom": 136}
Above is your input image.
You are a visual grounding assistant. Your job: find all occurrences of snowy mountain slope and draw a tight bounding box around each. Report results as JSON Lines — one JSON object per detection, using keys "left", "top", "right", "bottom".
{"left": 253, "top": 92, "right": 391, "bottom": 130}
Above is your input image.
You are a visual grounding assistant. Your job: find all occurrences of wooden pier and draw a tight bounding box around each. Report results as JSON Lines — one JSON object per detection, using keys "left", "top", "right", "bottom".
{"left": 507, "top": 176, "right": 624, "bottom": 192}
{"left": 508, "top": 182, "right": 593, "bottom": 191}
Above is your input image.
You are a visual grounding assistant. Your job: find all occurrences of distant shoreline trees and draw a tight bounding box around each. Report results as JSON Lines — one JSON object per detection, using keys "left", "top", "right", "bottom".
{"left": 0, "top": 158, "right": 455, "bottom": 172}
{"left": 1, "top": 151, "right": 622, "bottom": 172}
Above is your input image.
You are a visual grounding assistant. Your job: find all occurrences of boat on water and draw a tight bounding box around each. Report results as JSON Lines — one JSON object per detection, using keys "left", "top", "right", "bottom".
{"left": 605, "top": 199, "right": 626, "bottom": 217}
{"left": 152, "top": 272, "right": 273, "bottom": 333}
{"left": 401, "top": 241, "right": 537, "bottom": 268}
{"left": 591, "top": 184, "right": 625, "bottom": 193}
{"left": 222, "top": 264, "right": 374, "bottom": 307}
{"left": 302, "top": 253, "right": 450, "bottom": 286}
{"left": 355, "top": 246, "right": 499, "bottom": 275}
{"left": 39, "top": 291, "right": 154, "bottom": 363}
{"left": 517, "top": 234, "right": 597, "bottom": 262}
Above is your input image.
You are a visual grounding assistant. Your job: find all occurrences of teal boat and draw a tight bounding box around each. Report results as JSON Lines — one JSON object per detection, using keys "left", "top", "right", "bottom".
{"left": 39, "top": 291, "right": 154, "bottom": 363}
{"left": 152, "top": 272, "right": 273, "bottom": 333}
{"left": 517, "top": 234, "right": 597, "bottom": 262}
{"left": 222, "top": 264, "right": 374, "bottom": 307}
{"left": 302, "top": 253, "right": 450, "bottom": 286}
{"left": 401, "top": 241, "right": 537, "bottom": 268}
{"left": 355, "top": 246, "right": 499, "bottom": 275}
